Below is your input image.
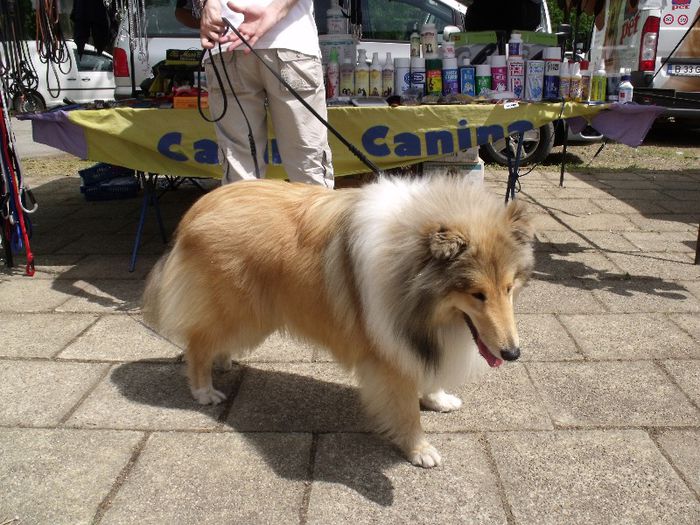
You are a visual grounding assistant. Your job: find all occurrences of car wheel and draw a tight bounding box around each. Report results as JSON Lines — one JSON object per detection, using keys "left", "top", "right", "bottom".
{"left": 12, "top": 91, "right": 47, "bottom": 113}
{"left": 481, "top": 122, "right": 555, "bottom": 167}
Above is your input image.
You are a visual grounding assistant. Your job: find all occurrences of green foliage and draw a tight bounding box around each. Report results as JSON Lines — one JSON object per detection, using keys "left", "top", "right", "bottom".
{"left": 546, "top": 0, "right": 595, "bottom": 49}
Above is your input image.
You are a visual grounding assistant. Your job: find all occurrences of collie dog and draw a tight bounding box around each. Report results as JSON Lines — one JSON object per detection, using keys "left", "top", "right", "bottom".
{"left": 143, "top": 176, "right": 534, "bottom": 467}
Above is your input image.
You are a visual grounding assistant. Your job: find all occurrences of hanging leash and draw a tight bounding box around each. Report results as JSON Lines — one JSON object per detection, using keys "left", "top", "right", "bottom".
{"left": 210, "top": 17, "right": 383, "bottom": 177}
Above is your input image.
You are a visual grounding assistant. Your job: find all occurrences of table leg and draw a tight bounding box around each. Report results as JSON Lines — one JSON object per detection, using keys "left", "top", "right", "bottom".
{"left": 695, "top": 222, "right": 699, "bottom": 265}
{"left": 130, "top": 173, "right": 168, "bottom": 273}
{"left": 560, "top": 120, "right": 569, "bottom": 187}
{"left": 505, "top": 133, "right": 524, "bottom": 203}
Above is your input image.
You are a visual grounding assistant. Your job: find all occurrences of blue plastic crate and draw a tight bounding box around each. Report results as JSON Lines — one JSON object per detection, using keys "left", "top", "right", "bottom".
{"left": 80, "top": 176, "right": 140, "bottom": 201}
{"left": 79, "top": 163, "right": 134, "bottom": 187}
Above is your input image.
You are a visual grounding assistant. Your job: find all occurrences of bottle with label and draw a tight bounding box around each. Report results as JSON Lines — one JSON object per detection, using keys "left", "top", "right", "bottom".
{"left": 382, "top": 52, "right": 394, "bottom": 97}
{"left": 543, "top": 47, "right": 561, "bottom": 101}
{"left": 580, "top": 60, "right": 591, "bottom": 101}
{"left": 410, "top": 56, "right": 426, "bottom": 94}
{"left": 326, "top": 0, "right": 347, "bottom": 35}
{"left": 441, "top": 41, "right": 455, "bottom": 59}
{"left": 421, "top": 23, "right": 438, "bottom": 58}
{"left": 507, "top": 32, "right": 522, "bottom": 58}
{"left": 591, "top": 61, "right": 607, "bottom": 102}
{"left": 475, "top": 63, "right": 491, "bottom": 96}
{"left": 410, "top": 23, "right": 421, "bottom": 58}
{"left": 354, "top": 49, "right": 369, "bottom": 96}
{"left": 569, "top": 61, "right": 582, "bottom": 102}
{"left": 369, "top": 52, "right": 382, "bottom": 96}
{"left": 524, "top": 60, "right": 545, "bottom": 101}
{"left": 459, "top": 57, "right": 476, "bottom": 96}
{"left": 607, "top": 68, "right": 621, "bottom": 102}
{"left": 326, "top": 47, "right": 340, "bottom": 99}
{"left": 394, "top": 57, "right": 411, "bottom": 96}
{"left": 426, "top": 58, "right": 442, "bottom": 95}
{"left": 618, "top": 68, "right": 634, "bottom": 103}
{"left": 491, "top": 55, "right": 507, "bottom": 92}
{"left": 339, "top": 55, "right": 354, "bottom": 96}
{"left": 558, "top": 59, "right": 571, "bottom": 100}
{"left": 507, "top": 53, "right": 525, "bottom": 99}
{"left": 442, "top": 57, "right": 458, "bottom": 95}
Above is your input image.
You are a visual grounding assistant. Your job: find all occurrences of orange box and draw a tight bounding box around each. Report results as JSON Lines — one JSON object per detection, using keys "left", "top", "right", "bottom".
{"left": 173, "top": 96, "right": 208, "bottom": 109}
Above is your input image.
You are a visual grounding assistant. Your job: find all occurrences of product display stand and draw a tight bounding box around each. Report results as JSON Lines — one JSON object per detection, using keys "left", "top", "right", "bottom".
{"left": 130, "top": 172, "right": 167, "bottom": 273}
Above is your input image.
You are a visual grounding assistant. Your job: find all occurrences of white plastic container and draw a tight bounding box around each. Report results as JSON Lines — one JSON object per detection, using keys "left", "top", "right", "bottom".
{"left": 410, "top": 23, "right": 421, "bottom": 58}
{"left": 394, "top": 57, "right": 411, "bottom": 96}
{"left": 507, "top": 54, "right": 525, "bottom": 99}
{"left": 442, "top": 57, "right": 459, "bottom": 95}
{"left": 490, "top": 55, "right": 507, "bottom": 92}
{"left": 580, "top": 60, "right": 591, "bottom": 101}
{"left": 354, "top": 49, "right": 369, "bottom": 96}
{"left": 618, "top": 68, "right": 634, "bottom": 103}
{"left": 319, "top": 34, "right": 356, "bottom": 66}
{"left": 326, "top": 0, "right": 348, "bottom": 35}
{"left": 507, "top": 32, "right": 522, "bottom": 58}
{"left": 410, "top": 56, "right": 426, "bottom": 94}
{"left": 339, "top": 55, "right": 355, "bottom": 96}
{"left": 382, "top": 52, "right": 394, "bottom": 97}
{"left": 369, "top": 52, "right": 382, "bottom": 96}
{"left": 591, "top": 61, "right": 607, "bottom": 102}
{"left": 569, "top": 61, "right": 582, "bottom": 102}
{"left": 441, "top": 41, "right": 455, "bottom": 59}
{"left": 524, "top": 60, "right": 545, "bottom": 101}
{"left": 326, "top": 47, "right": 340, "bottom": 99}
{"left": 558, "top": 60, "right": 571, "bottom": 100}
{"left": 543, "top": 47, "right": 561, "bottom": 100}
{"left": 475, "top": 63, "right": 491, "bottom": 96}
{"left": 421, "top": 23, "right": 438, "bottom": 58}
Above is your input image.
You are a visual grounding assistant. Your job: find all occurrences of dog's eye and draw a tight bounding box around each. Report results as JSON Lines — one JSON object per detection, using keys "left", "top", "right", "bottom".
{"left": 472, "top": 292, "right": 486, "bottom": 301}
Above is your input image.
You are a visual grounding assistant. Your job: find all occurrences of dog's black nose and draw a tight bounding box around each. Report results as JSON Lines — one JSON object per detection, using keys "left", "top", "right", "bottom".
{"left": 500, "top": 348, "right": 521, "bottom": 361}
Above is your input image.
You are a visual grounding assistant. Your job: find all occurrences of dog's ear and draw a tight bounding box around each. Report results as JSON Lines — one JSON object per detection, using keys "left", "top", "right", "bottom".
{"left": 505, "top": 200, "right": 535, "bottom": 244}
{"left": 428, "top": 225, "right": 468, "bottom": 261}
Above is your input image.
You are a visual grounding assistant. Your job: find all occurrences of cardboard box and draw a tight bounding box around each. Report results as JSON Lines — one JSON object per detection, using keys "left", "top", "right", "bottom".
{"left": 173, "top": 96, "right": 208, "bottom": 109}
{"left": 422, "top": 157, "right": 484, "bottom": 185}
{"left": 165, "top": 49, "right": 204, "bottom": 66}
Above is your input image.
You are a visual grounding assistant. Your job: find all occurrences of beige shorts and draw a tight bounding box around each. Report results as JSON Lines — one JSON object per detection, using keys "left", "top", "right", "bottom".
{"left": 204, "top": 49, "right": 334, "bottom": 188}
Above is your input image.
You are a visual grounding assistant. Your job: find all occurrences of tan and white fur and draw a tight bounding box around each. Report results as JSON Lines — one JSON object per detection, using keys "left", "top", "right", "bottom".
{"left": 143, "top": 175, "right": 535, "bottom": 467}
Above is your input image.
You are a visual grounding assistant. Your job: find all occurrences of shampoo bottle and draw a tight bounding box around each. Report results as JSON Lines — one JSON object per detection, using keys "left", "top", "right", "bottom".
{"left": 410, "top": 23, "right": 421, "bottom": 58}
{"left": 382, "top": 52, "right": 394, "bottom": 96}
{"left": 326, "top": 47, "right": 340, "bottom": 99}
{"left": 326, "top": 0, "right": 347, "bottom": 35}
{"left": 354, "top": 49, "right": 369, "bottom": 96}
{"left": 558, "top": 59, "right": 571, "bottom": 100}
{"left": 459, "top": 57, "right": 476, "bottom": 96}
{"left": 369, "top": 51, "right": 382, "bottom": 96}
{"left": 339, "top": 55, "right": 355, "bottom": 96}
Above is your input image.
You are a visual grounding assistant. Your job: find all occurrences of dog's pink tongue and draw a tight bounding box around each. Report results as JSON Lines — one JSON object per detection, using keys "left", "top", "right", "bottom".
{"left": 477, "top": 338, "right": 503, "bottom": 368}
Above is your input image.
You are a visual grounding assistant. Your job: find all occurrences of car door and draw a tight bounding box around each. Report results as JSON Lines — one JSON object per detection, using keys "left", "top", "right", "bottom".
{"left": 62, "top": 48, "right": 116, "bottom": 103}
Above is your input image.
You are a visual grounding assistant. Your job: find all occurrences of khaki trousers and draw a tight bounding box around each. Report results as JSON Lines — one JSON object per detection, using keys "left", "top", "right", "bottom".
{"left": 204, "top": 49, "right": 334, "bottom": 188}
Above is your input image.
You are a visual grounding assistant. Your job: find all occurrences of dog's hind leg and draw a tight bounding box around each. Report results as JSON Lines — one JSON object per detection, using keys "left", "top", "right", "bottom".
{"left": 355, "top": 356, "right": 441, "bottom": 468}
{"left": 186, "top": 329, "right": 227, "bottom": 405}
{"left": 420, "top": 389, "right": 463, "bottom": 413}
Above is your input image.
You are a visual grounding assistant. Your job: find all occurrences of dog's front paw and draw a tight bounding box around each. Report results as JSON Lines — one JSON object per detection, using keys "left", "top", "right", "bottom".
{"left": 408, "top": 441, "right": 442, "bottom": 468}
{"left": 420, "top": 390, "right": 463, "bottom": 413}
{"left": 191, "top": 386, "right": 227, "bottom": 405}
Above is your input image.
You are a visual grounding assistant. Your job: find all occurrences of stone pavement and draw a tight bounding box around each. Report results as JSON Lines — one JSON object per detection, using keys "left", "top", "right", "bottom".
{"left": 1, "top": 161, "right": 699, "bottom": 524}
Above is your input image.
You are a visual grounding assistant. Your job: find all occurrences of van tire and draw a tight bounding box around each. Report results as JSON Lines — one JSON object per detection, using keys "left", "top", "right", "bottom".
{"left": 12, "top": 91, "right": 47, "bottom": 114}
{"left": 481, "top": 123, "right": 555, "bottom": 166}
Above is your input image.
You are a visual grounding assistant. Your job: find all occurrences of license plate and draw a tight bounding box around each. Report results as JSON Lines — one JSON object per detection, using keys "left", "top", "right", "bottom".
{"left": 667, "top": 64, "right": 700, "bottom": 76}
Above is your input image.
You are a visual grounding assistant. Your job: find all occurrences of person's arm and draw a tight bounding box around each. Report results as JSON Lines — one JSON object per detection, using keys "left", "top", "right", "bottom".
{"left": 223, "top": 0, "right": 300, "bottom": 53}
{"left": 199, "top": 0, "right": 228, "bottom": 50}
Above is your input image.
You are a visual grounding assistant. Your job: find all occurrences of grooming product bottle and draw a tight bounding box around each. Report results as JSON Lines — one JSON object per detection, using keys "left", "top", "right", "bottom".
{"left": 507, "top": 32, "right": 522, "bottom": 57}
{"left": 394, "top": 57, "right": 411, "bottom": 96}
{"left": 580, "top": 60, "right": 591, "bottom": 101}
{"left": 507, "top": 50, "right": 525, "bottom": 99}
{"left": 369, "top": 52, "right": 382, "bottom": 96}
{"left": 339, "top": 55, "right": 355, "bottom": 96}
{"left": 426, "top": 58, "right": 442, "bottom": 95}
{"left": 590, "top": 61, "right": 606, "bottom": 102}
{"left": 459, "top": 56, "right": 476, "bottom": 96}
{"left": 543, "top": 47, "right": 561, "bottom": 100}
{"left": 441, "top": 40, "right": 455, "bottom": 59}
{"left": 326, "top": 0, "right": 347, "bottom": 35}
{"left": 354, "top": 49, "right": 369, "bottom": 96}
{"left": 524, "top": 59, "right": 544, "bottom": 101}
{"left": 410, "top": 56, "right": 426, "bottom": 94}
{"left": 442, "top": 57, "right": 459, "bottom": 95}
{"left": 421, "top": 23, "right": 438, "bottom": 58}
{"left": 410, "top": 23, "right": 421, "bottom": 58}
{"left": 569, "top": 61, "right": 582, "bottom": 102}
{"left": 618, "top": 68, "right": 634, "bottom": 103}
{"left": 490, "top": 55, "right": 507, "bottom": 92}
{"left": 606, "top": 67, "right": 621, "bottom": 102}
{"left": 382, "top": 52, "right": 394, "bottom": 96}
{"left": 558, "top": 59, "right": 571, "bottom": 100}
{"left": 326, "top": 47, "right": 340, "bottom": 99}
{"left": 475, "top": 63, "right": 491, "bottom": 96}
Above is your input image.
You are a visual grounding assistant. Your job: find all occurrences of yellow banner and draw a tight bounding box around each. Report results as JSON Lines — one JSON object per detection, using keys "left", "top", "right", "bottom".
{"left": 68, "top": 102, "right": 604, "bottom": 179}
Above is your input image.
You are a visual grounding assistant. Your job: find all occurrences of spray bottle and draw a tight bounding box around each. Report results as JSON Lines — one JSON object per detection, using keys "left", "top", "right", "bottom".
{"left": 354, "top": 49, "right": 369, "bottom": 96}
{"left": 369, "top": 52, "right": 382, "bottom": 96}
{"left": 459, "top": 56, "right": 476, "bottom": 96}
{"left": 339, "top": 55, "right": 355, "bottom": 96}
{"left": 326, "top": 47, "right": 340, "bottom": 99}
{"left": 507, "top": 50, "right": 525, "bottom": 99}
{"left": 558, "top": 59, "right": 571, "bottom": 100}
{"left": 580, "top": 60, "right": 591, "bottom": 101}
{"left": 410, "top": 23, "right": 421, "bottom": 58}
{"left": 475, "top": 63, "right": 491, "bottom": 96}
{"left": 591, "top": 61, "right": 606, "bottom": 102}
{"left": 326, "top": 0, "right": 347, "bottom": 35}
{"left": 569, "top": 61, "right": 582, "bottom": 102}
{"left": 382, "top": 52, "right": 394, "bottom": 97}
{"left": 543, "top": 47, "right": 561, "bottom": 101}
{"left": 618, "top": 68, "right": 634, "bottom": 103}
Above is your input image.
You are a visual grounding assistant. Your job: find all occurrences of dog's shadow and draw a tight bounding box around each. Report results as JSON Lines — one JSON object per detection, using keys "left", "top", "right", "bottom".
{"left": 110, "top": 361, "right": 399, "bottom": 506}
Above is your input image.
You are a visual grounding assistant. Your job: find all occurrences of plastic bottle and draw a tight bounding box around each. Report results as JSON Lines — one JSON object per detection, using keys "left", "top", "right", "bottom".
{"left": 442, "top": 57, "right": 459, "bottom": 95}
{"left": 591, "top": 61, "right": 606, "bottom": 102}
{"left": 441, "top": 41, "right": 455, "bottom": 59}
{"left": 507, "top": 32, "right": 522, "bottom": 58}
{"left": 410, "top": 56, "right": 426, "bottom": 94}
{"left": 369, "top": 52, "right": 382, "bottom": 96}
{"left": 569, "top": 61, "right": 582, "bottom": 102}
{"left": 326, "top": 0, "right": 348, "bottom": 35}
{"left": 426, "top": 58, "right": 442, "bottom": 95}
{"left": 410, "top": 23, "right": 421, "bottom": 58}
{"left": 490, "top": 55, "right": 507, "bottom": 92}
{"left": 618, "top": 68, "right": 634, "bottom": 103}
{"left": 421, "top": 23, "right": 438, "bottom": 58}
{"left": 382, "top": 52, "right": 394, "bottom": 97}
{"left": 507, "top": 53, "right": 525, "bottom": 99}
{"left": 339, "top": 55, "right": 355, "bottom": 96}
{"left": 543, "top": 47, "right": 561, "bottom": 101}
{"left": 580, "top": 60, "right": 591, "bottom": 101}
{"left": 354, "top": 49, "right": 369, "bottom": 96}
{"left": 558, "top": 60, "right": 571, "bottom": 100}
{"left": 326, "top": 47, "right": 340, "bottom": 99}
{"left": 524, "top": 60, "right": 545, "bottom": 101}
{"left": 475, "top": 63, "right": 491, "bottom": 96}
{"left": 394, "top": 57, "right": 411, "bottom": 96}
{"left": 607, "top": 67, "right": 621, "bottom": 102}
{"left": 459, "top": 57, "right": 476, "bottom": 96}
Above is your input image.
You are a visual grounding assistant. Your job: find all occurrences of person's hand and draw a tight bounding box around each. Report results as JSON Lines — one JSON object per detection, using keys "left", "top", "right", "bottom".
{"left": 200, "top": 0, "right": 227, "bottom": 49}
{"left": 225, "top": 0, "right": 294, "bottom": 53}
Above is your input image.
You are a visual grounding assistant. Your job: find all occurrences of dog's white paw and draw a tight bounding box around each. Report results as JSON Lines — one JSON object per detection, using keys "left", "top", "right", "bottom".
{"left": 420, "top": 390, "right": 463, "bottom": 413}
{"left": 214, "top": 356, "right": 235, "bottom": 371}
{"left": 191, "top": 387, "right": 227, "bottom": 405}
{"left": 408, "top": 441, "right": 442, "bottom": 468}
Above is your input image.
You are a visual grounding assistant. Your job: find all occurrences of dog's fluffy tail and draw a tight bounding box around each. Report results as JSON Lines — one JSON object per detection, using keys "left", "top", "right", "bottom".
{"left": 142, "top": 253, "right": 167, "bottom": 332}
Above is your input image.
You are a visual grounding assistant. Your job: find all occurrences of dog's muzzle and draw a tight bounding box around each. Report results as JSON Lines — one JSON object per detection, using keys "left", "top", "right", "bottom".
{"left": 500, "top": 348, "right": 521, "bottom": 361}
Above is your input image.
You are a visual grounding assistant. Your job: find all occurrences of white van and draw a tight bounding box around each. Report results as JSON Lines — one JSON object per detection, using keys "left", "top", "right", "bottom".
{"left": 590, "top": 0, "right": 700, "bottom": 122}
{"left": 9, "top": 40, "right": 116, "bottom": 113}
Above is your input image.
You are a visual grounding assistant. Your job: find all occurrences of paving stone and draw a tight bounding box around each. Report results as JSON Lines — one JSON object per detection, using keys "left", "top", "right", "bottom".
{"left": 546, "top": 186, "right": 618, "bottom": 200}
{"left": 527, "top": 361, "right": 700, "bottom": 427}
{"left": 57, "top": 233, "right": 159, "bottom": 255}
{"left": 23, "top": 254, "right": 87, "bottom": 278}
{"left": 516, "top": 314, "right": 583, "bottom": 361}
{"left": 555, "top": 212, "right": 638, "bottom": 232}
{"left": 596, "top": 178, "right": 662, "bottom": 190}
{"left": 529, "top": 198, "right": 603, "bottom": 215}
{"left": 592, "top": 198, "right": 669, "bottom": 215}
{"left": 488, "top": 430, "right": 700, "bottom": 524}
{"left": 529, "top": 212, "right": 569, "bottom": 231}
{"left": 559, "top": 314, "right": 700, "bottom": 360}
{"left": 664, "top": 190, "right": 700, "bottom": 201}
{"left": 0, "top": 428, "right": 142, "bottom": 525}
{"left": 59, "top": 314, "right": 181, "bottom": 361}
{"left": 0, "top": 360, "right": 107, "bottom": 426}
{"left": 307, "top": 433, "right": 506, "bottom": 524}
{"left": 515, "top": 280, "right": 605, "bottom": 314}
{"left": 607, "top": 189, "right": 670, "bottom": 201}
{"left": 628, "top": 214, "right": 698, "bottom": 232}
{"left": 568, "top": 230, "right": 640, "bottom": 252}
{"left": 227, "top": 363, "right": 368, "bottom": 432}
{"left": 0, "top": 279, "right": 74, "bottom": 312}
{"left": 604, "top": 252, "right": 700, "bottom": 281}
{"left": 48, "top": 254, "right": 158, "bottom": 280}
{"left": 662, "top": 359, "right": 700, "bottom": 406}
{"left": 622, "top": 231, "right": 697, "bottom": 253}
{"left": 55, "top": 279, "right": 144, "bottom": 313}
{"left": 66, "top": 362, "right": 237, "bottom": 430}
{"left": 236, "top": 331, "right": 318, "bottom": 363}
{"left": 533, "top": 250, "right": 621, "bottom": 281}
{"left": 590, "top": 280, "right": 700, "bottom": 313}
{"left": 659, "top": 199, "right": 700, "bottom": 214}
{"left": 655, "top": 429, "right": 700, "bottom": 498}
{"left": 422, "top": 364, "right": 553, "bottom": 432}
{"left": 0, "top": 313, "right": 97, "bottom": 358}
{"left": 101, "top": 432, "right": 310, "bottom": 525}
{"left": 670, "top": 313, "right": 700, "bottom": 341}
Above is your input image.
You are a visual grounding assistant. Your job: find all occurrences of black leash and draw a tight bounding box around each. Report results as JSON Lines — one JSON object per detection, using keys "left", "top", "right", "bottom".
{"left": 219, "top": 17, "right": 383, "bottom": 177}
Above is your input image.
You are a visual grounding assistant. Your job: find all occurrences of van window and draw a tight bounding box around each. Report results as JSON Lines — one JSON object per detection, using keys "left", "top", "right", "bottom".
{"left": 74, "top": 50, "right": 113, "bottom": 72}
{"left": 146, "top": 0, "right": 199, "bottom": 36}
